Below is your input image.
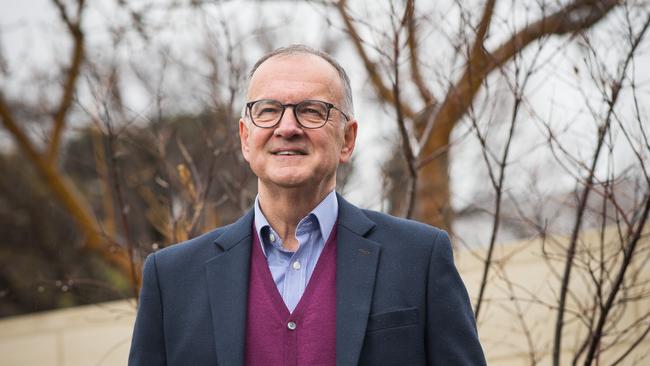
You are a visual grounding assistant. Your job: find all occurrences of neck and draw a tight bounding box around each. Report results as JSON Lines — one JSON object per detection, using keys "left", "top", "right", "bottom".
{"left": 257, "top": 182, "right": 334, "bottom": 250}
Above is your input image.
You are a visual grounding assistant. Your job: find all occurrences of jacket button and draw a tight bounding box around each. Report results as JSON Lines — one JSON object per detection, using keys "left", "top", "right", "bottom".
{"left": 287, "top": 321, "right": 297, "bottom": 330}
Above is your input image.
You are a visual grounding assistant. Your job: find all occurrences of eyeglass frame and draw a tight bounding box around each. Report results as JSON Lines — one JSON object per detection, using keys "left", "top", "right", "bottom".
{"left": 244, "top": 99, "right": 350, "bottom": 129}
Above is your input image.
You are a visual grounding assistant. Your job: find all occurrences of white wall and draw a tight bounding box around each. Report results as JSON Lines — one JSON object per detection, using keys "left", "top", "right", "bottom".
{"left": 0, "top": 300, "right": 135, "bottom": 366}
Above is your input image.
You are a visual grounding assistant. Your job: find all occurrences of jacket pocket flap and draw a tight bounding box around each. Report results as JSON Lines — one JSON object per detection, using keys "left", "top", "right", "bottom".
{"left": 366, "top": 307, "right": 418, "bottom": 331}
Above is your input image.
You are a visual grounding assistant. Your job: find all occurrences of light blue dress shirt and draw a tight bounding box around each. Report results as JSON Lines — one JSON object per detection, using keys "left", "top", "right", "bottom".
{"left": 254, "top": 190, "right": 338, "bottom": 313}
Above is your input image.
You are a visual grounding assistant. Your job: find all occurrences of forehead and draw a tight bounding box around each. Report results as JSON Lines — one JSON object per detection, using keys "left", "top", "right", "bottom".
{"left": 247, "top": 53, "right": 343, "bottom": 103}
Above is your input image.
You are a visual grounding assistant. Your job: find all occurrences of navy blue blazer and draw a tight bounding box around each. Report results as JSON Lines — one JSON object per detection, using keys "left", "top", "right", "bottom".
{"left": 129, "top": 194, "right": 486, "bottom": 365}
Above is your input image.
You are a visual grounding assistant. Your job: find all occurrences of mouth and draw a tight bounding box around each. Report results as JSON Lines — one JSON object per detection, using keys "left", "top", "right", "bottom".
{"left": 271, "top": 149, "right": 307, "bottom": 156}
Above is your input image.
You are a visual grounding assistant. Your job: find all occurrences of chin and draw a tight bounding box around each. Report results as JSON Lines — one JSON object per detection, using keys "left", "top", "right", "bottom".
{"left": 267, "top": 173, "right": 336, "bottom": 192}
{"left": 262, "top": 167, "right": 312, "bottom": 186}
{"left": 259, "top": 172, "right": 306, "bottom": 188}
{"left": 271, "top": 178, "right": 310, "bottom": 188}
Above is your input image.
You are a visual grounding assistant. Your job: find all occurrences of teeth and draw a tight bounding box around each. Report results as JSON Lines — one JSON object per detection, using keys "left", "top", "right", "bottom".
{"left": 275, "top": 151, "right": 302, "bottom": 155}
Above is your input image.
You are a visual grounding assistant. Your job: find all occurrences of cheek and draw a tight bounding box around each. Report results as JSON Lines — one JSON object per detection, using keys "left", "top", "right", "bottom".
{"left": 246, "top": 130, "right": 268, "bottom": 152}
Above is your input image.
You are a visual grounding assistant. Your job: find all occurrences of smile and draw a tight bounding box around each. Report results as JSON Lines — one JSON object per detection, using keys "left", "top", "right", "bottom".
{"left": 272, "top": 150, "right": 306, "bottom": 156}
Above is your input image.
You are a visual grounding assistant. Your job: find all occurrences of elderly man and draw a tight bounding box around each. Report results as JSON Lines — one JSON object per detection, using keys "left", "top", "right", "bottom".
{"left": 129, "top": 45, "right": 486, "bottom": 366}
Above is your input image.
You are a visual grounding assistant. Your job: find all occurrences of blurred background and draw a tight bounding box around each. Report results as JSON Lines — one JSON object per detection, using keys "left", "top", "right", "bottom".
{"left": 1, "top": 0, "right": 649, "bottom": 364}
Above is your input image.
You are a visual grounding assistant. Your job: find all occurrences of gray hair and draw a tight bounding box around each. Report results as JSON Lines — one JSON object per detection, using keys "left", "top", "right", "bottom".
{"left": 246, "top": 44, "right": 354, "bottom": 117}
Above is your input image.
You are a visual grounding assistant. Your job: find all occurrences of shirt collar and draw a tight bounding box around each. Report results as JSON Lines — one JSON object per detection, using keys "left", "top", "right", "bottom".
{"left": 254, "top": 190, "right": 338, "bottom": 254}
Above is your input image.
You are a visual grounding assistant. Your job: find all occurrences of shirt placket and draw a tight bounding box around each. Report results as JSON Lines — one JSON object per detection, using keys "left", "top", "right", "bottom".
{"left": 283, "top": 224, "right": 311, "bottom": 312}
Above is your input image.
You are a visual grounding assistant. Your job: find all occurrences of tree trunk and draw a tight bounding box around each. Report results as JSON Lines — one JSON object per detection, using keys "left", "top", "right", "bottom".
{"left": 415, "top": 146, "right": 452, "bottom": 231}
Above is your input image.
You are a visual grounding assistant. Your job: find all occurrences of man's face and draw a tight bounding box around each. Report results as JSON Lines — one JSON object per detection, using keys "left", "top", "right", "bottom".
{"left": 239, "top": 53, "right": 357, "bottom": 193}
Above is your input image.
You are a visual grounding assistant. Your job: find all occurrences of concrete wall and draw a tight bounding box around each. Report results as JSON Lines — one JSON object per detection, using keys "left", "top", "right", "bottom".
{"left": 456, "top": 226, "right": 650, "bottom": 365}
{"left": 1, "top": 227, "right": 647, "bottom": 365}
{"left": 0, "top": 300, "right": 135, "bottom": 366}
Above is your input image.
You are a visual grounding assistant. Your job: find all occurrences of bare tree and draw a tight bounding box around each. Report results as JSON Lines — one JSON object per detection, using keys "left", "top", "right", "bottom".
{"left": 0, "top": 0, "right": 258, "bottom": 306}
{"left": 335, "top": 0, "right": 620, "bottom": 230}
{"left": 327, "top": 0, "right": 650, "bottom": 364}
{"left": 0, "top": 0, "right": 139, "bottom": 289}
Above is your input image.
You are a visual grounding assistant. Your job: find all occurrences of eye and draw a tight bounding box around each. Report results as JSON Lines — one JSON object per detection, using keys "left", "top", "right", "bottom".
{"left": 260, "top": 107, "right": 280, "bottom": 114}
{"left": 298, "top": 102, "right": 327, "bottom": 119}
{"left": 303, "top": 108, "right": 323, "bottom": 116}
{"left": 252, "top": 101, "right": 282, "bottom": 117}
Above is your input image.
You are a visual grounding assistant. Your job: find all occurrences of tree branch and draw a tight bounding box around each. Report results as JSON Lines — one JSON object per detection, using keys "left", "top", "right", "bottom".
{"left": 405, "top": 0, "right": 435, "bottom": 107}
{"left": 552, "top": 11, "right": 649, "bottom": 364}
{"left": 390, "top": 17, "right": 417, "bottom": 219}
{"left": 488, "top": 0, "right": 619, "bottom": 74}
{"left": 48, "top": 0, "right": 86, "bottom": 159}
{"left": 475, "top": 91, "right": 523, "bottom": 319}
{"left": 0, "top": 0, "right": 138, "bottom": 289}
{"left": 0, "top": 94, "right": 138, "bottom": 286}
{"left": 470, "top": 0, "right": 496, "bottom": 59}
{"left": 582, "top": 192, "right": 650, "bottom": 365}
{"left": 422, "top": 0, "right": 619, "bottom": 157}
{"left": 336, "top": 0, "right": 416, "bottom": 119}
{"left": 580, "top": 12, "right": 650, "bottom": 365}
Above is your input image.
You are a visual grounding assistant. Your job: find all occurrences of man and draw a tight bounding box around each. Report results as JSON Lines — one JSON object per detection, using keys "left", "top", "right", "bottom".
{"left": 129, "top": 45, "right": 486, "bottom": 365}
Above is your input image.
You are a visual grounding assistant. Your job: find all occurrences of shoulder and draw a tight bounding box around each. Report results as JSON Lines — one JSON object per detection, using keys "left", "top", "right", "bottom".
{"left": 157, "top": 226, "right": 225, "bottom": 254}
{"left": 361, "top": 208, "right": 441, "bottom": 236}
{"left": 358, "top": 208, "right": 449, "bottom": 253}
{"left": 145, "top": 220, "right": 242, "bottom": 269}
{"left": 336, "top": 193, "right": 447, "bottom": 251}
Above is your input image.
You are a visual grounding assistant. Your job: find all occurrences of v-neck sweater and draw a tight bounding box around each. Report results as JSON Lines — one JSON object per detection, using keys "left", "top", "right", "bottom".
{"left": 244, "top": 224, "right": 337, "bottom": 366}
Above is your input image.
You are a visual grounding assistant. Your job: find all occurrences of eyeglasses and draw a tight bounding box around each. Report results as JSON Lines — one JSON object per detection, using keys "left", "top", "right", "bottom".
{"left": 245, "top": 99, "right": 350, "bottom": 129}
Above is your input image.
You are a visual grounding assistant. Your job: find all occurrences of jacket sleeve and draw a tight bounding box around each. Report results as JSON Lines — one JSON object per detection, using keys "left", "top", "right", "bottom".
{"left": 129, "top": 253, "right": 167, "bottom": 366}
{"left": 426, "top": 230, "right": 486, "bottom": 365}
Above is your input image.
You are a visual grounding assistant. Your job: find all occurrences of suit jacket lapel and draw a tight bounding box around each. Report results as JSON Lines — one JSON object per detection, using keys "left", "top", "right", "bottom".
{"left": 205, "top": 209, "right": 254, "bottom": 366}
{"left": 336, "top": 194, "right": 381, "bottom": 366}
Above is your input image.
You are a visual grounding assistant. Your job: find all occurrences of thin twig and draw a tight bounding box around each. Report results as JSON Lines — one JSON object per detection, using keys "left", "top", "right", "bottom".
{"left": 553, "top": 11, "right": 650, "bottom": 365}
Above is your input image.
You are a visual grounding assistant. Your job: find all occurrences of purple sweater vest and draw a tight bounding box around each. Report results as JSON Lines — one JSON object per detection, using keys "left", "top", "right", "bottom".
{"left": 245, "top": 225, "right": 337, "bottom": 366}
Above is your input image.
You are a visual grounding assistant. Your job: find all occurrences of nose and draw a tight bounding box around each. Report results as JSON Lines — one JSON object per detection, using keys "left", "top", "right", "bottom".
{"left": 273, "top": 106, "right": 304, "bottom": 138}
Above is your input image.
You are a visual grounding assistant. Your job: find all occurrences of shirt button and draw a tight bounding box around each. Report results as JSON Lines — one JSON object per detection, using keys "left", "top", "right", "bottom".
{"left": 269, "top": 233, "right": 276, "bottom": 242}
{"left": 292, "top": 261, "right": 301, "bottom": 270}
{"left": 287, "top": 321, "right": 297, "bottom": 330}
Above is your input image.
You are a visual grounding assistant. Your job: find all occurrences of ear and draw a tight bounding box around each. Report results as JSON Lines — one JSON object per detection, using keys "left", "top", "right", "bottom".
{"left": 239, "top": 118, "right": 251, "bottom": 162}
{"left": 339, "top": 120, "right": 357, "bottom": 164}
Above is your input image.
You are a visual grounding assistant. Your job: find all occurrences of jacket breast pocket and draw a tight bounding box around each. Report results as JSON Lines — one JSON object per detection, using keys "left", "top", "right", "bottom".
{"left": 366, "top": 307, "right": 419, "bottom": 332}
